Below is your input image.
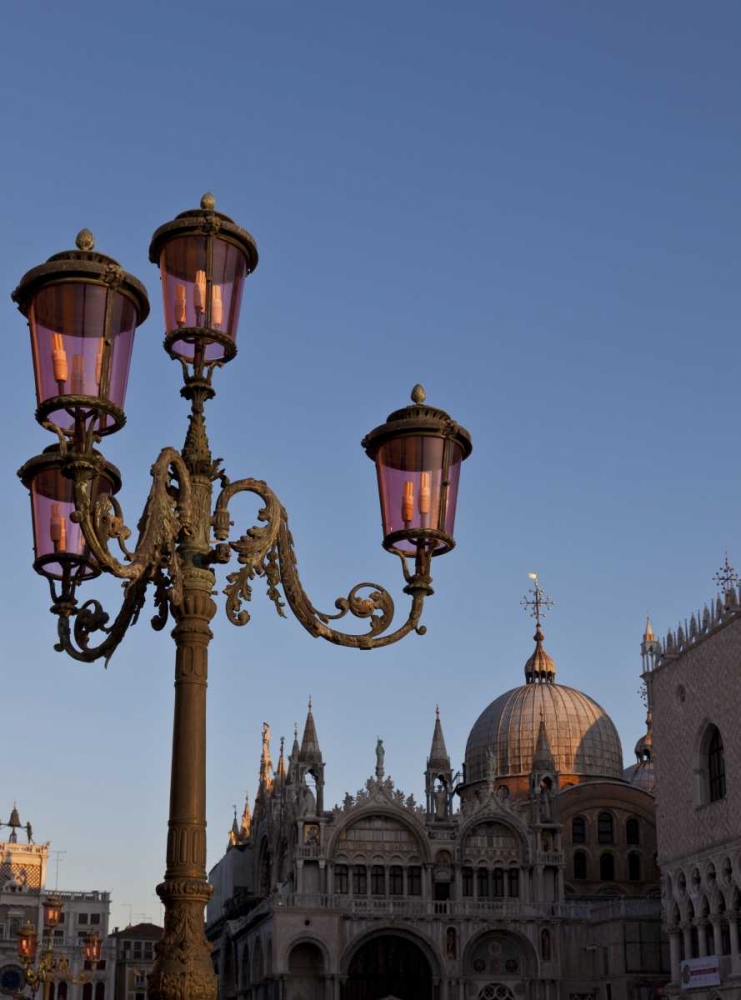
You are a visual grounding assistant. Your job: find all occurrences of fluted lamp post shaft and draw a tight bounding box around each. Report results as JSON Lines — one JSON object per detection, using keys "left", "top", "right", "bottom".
{"left": 13, "top": 195, "right": 472, "bottom": 1000}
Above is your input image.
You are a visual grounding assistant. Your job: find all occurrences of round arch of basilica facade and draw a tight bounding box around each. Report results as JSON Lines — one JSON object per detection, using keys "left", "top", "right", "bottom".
{"left": 207, "top": 615, "right": 666, "bottom": 1000}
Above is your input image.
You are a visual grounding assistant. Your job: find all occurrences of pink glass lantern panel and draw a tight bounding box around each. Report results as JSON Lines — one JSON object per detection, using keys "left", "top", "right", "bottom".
{"left": 29, "top": 466, "right": 114, "bottom": 579}
{"left": 159, "top": 236, "right": 247, "bottom": 361}
{"left": 375, "top": 436, "right": 463, "bottom": 554}
{"left": 29, "top": 282, "right": 137, "bottom": 431}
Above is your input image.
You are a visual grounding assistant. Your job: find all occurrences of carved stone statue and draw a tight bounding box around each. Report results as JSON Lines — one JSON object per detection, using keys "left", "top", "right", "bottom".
{"left": 434, "top": 781, "right": 448, "bottom": 819}
{"left": 300, "top": 782, "right": 316, "bottom": 817}
{"left": 486, "top": 747, "right": 497, "bottom": 783}
{"left": 375, "top": 738, "right": 385, "bottom": 779}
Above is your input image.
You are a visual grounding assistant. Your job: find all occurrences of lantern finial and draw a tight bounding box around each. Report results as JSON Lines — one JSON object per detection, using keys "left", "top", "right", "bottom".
{"left": 200, "top": 192, "right": 216, "bottom": 210}
{"left": 75, "top": 229, "right": 95, "bottom": 252}
{"left": 411, "top": 383, "right": 426, "bottom": 405}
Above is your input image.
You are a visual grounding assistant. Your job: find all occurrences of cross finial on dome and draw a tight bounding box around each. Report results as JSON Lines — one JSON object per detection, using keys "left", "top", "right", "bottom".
{"left": 520, "top": 573, "right": 555, "bottom": 635}
{"left": 521, "top": 574, "right": 557, "bottom": 684}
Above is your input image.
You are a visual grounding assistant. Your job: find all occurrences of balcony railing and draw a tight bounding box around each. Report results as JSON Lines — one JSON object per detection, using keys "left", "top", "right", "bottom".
{"left": 277, "top": 894, "right": 597, "bottom": 919}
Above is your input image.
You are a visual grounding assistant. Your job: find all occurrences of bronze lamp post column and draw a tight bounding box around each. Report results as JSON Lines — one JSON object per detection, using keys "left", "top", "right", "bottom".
{"left": 13, "top": 194, "right": 472, "bottom": 1000}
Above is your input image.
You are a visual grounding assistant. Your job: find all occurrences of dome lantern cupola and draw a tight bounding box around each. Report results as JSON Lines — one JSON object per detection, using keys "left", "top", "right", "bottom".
{"left": 521, "top": 574, "right": 556, "bottom": 684}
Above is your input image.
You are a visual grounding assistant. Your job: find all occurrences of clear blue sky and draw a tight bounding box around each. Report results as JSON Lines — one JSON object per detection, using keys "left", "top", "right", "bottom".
{"left": 2, "top": 1, "right": 740, "bottom": 931}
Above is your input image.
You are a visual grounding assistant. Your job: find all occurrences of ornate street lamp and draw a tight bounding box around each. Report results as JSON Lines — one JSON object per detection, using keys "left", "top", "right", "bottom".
{"left": 17, "top": 896, "right": 102, "bottom": 998}
{"left": 13, "top": 195, "right": 472, "bottom": 1000}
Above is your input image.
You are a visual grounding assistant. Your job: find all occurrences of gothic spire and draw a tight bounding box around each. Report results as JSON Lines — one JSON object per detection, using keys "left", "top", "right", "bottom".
{"left": 259, "top": 722, "right": 274, "bottom": 792}
{"left": 299, "top": 697, "right": 322, "bottom": 763}
{"left": 240, "top": 791, "right": 251, "bottom": 839}
{"left": 532, "top": 712, "right": 556, "bottom": 772}
{"left": 427, "top": 705, "right": 450, "bottom": 769}
{"left": 276, "top": 736, "right": 287, "bottom": 784}
{"left": 643, "top": 614, "right": 655, "bottom": 642}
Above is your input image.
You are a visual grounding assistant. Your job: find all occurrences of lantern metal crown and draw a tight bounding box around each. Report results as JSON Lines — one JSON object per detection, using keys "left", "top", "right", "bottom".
{"left": 13, "top": 195, "right": 471, "bottom": 1000}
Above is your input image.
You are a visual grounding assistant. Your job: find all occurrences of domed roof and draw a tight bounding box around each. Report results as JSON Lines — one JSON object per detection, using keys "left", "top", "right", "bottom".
{"left": 623, "top": 761, "right": 656, "bottom": 793}
{"left": 464, "top": 627, "right": 624, "bottom": 783}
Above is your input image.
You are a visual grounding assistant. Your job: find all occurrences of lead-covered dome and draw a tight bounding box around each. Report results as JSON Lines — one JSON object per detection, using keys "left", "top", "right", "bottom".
{"left": 464, "top": 627, "right": 624, "bottom": 783}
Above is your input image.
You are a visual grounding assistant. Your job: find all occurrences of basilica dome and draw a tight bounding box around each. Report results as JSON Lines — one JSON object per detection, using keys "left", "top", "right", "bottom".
{"left": 464, "top": 627, "right": 624, "bottom": 784}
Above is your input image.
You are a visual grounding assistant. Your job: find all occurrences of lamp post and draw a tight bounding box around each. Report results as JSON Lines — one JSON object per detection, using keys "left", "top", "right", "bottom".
{"left": 17, "top": 893, "right": 102, "bottom": 999}
{"left": 13, "top": 194, "right": 472, "bottom": 1000}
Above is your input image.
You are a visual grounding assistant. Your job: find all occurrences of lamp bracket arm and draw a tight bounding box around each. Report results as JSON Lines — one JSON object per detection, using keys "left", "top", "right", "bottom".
{"left": 71, "top": 447, "right": 192, "bottom": 594}
{"left": 275, "top": 518, "right": 432, "bottom": 648}
{"left": 214, "top": 476, "right": 434, "bottom": 647}
{"left": 52, "top": 575, "right": 150, "bottom": 666}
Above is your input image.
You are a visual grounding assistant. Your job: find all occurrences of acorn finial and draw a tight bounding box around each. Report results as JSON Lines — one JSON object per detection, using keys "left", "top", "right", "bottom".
{"left": 75, "top": 229, "right": 95, "bottom": 252}
{"left": 200, "top": 192, "right": 216, "bottom": 211}
{"left": 411, "top": 384, "right": 426, "bottom": 405}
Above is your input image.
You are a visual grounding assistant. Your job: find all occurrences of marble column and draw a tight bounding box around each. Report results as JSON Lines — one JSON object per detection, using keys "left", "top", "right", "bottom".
{"left": 669, "top": 931, "right": 682, "bottom": 985}
{"left": 697, "top": 921, "right": 707, "bottom": 958}
{"left": 729, "top": 917, "right": 740, "bottom": 975}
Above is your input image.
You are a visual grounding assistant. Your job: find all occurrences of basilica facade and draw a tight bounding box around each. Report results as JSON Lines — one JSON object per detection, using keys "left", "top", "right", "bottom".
{"left": 206, "top": 613, "right": 667, "bottom": 1000}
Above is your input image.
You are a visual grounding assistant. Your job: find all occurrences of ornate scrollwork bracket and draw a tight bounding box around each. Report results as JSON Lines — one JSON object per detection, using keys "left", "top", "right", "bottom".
{"left": 214, "top": 478, "right": 434, "bottom": 649}
{"left": 48, "top": 446, "right": 195, "bottom": 665}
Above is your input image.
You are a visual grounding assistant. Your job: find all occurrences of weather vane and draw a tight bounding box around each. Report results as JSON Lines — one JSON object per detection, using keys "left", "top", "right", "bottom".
{"left": 713, "top": 552, "right": 738, "bottom": 598}
{"left": 520, "top": 572, "right": 555, "bottom": 629}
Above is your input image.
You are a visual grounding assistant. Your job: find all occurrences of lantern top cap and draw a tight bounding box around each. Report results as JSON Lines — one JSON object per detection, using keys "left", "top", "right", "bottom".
{"left": 45, "top": 891, "right": 63, "bottom": 909}
{"left": 11, "top": 233, "right": 150, "bottom": 324}
{"left": 361, "top": 384, "right": 472, "bottom": 460}
{"left": 148, "top": 193, "right": 258, "bottom": 273}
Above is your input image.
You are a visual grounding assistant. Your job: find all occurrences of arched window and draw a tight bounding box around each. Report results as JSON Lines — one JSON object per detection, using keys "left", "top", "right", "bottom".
{"left": 705, "top": 922, "right": 714, "bottom": 956}
{"left": 492, "top": 868, "right": 504, "bottom": 898}
{"left": 407, "top": 866, "right": 421, "bottom": 896}
{"left": 370, "top": 865, "right": 385, "bottom": 895}
{"left": 95, "top": 984, "right": 104, "bottom": 1000}
{"left": 598, "top": 812, "right": 614, "bottom": 844}
{"left": 572, "top": 817, "right": 586, "bottom": 843}
{"left": 508, "top": 868, "right": 519, "bottom": 898}
{"left": 352, "top": 865, "right": 367, "bottom": 895}
{"left": 573, "top": 851, "right": 587, "bottom": 880}
{"left": 626, "top": 818, "right": 640, "bottom": 845}
{"left": 462, "top": 867, "right": 473, "bottom": 897}
{"left": 334, "top": 864, "right": 348, "bottom": 894}
{"left": 541, "top": 928, "right": 551, "bottom": 961}
{"left": 389, "top": 866, "right": 403, "bottom": 895}
{"left": 477, "top": 867, "right": 489, "bottom": 898}
{"left": 628, "top": 852, "right": 641, "bottom": 881}
{"left": 708, "top": 727, "right": 726, "bottom": 802}
{"left": 600, "top": 852, "right": 615, "bottom": 881}
{"left": 82, "top": 984, "right": 92, "bottom": 1000}
{"left": 57, "top": 985, "right": 67, "bottom": 1000}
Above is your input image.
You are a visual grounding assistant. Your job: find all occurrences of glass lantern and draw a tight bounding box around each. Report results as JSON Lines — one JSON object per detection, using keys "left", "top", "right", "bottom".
{"left": 19, "top": 447, "right": 121, "bottom": 584}
{"left": 12, "top": 230, "right": 149, "bottom": 440}
{"left": 362, "top": 385, "right": 472, "bottom": 556}
{"left": 84, "top": 932, "right": 102, "bottom": 964}
{"left": 17, "top": 921, "right": 38, "bottom": 962}
{"left": 148, "top": 193, "right": 258, "bottom": 366}
{"left": 44, "top": 893, "right": 64, "bottom": 929}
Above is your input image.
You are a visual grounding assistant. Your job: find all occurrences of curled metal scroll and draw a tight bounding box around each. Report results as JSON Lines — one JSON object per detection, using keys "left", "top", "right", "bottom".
{"left": 53, "top": 576, "right": 149, "bottom": 667}
{"left": 72, "top": 447, "right": 192, "bottom": 595}
{"left": 214, "top": 478, "right": 432, "bottom": 649}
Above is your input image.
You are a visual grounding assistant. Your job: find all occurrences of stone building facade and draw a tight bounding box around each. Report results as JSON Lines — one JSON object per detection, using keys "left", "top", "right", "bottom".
{"left": 648, "top": 570, "right": 741, "bottom": 1000}
{"left": 0, "top": 806, "right": 113, "bottom": 1000}
{"left": 207, "top": 608, "right": 668, "bottom": 1000}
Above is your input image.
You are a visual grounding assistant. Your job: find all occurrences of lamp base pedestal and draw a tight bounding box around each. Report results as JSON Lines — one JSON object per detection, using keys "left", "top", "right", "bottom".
{"left": 149, "top": 879, "right": 216, "bottom": 1000}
